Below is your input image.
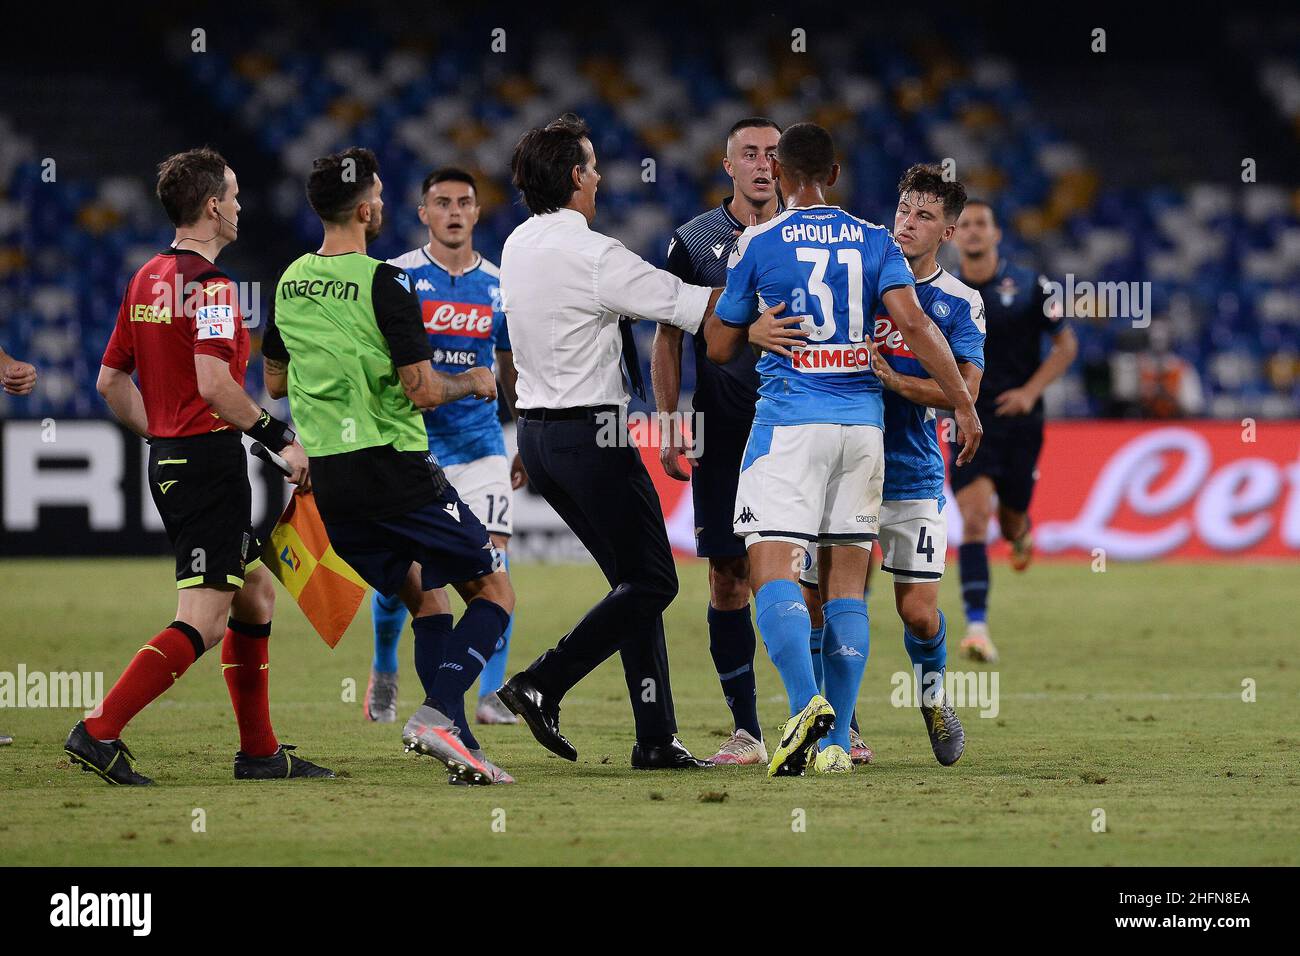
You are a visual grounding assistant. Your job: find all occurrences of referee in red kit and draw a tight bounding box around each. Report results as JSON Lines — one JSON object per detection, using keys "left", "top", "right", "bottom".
{"left": 64, "top": 147, "right": 332, "bottom": 785}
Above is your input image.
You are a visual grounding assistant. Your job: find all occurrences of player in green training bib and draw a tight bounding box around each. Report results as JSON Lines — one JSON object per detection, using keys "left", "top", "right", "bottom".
{"left": 262, "top": 148, "right": 521, "bottom": 786}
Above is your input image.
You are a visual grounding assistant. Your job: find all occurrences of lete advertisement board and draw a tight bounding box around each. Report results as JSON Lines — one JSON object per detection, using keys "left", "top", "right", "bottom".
{"left": 640, "top": 419, "right": 1300, "bottom": 561}
{"left": 3, "top": 419, "right": 1299, "bottom": 562}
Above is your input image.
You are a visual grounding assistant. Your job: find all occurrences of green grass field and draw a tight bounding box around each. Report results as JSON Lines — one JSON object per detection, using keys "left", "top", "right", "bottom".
{"left": 1, "top": 557, "right": 1297, "bottom": 866}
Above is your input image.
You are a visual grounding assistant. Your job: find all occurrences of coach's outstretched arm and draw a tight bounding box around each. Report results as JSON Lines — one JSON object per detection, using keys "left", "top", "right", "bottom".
{"left": 705, "top": 301, "right": 810, "bottom": 363}
{"left": 882, "top": 286, "right": 982, "bottom": 464}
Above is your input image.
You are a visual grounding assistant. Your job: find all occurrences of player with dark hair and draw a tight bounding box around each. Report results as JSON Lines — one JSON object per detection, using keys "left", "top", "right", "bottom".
{"left": 704, "top": 126, "right": 982, "bottom": 776}
{"left": 651, "top": 117, "right": 782, "bottom": 766}
{"left": 508, "top": 112, "right": 593, "bottom": 216}
{"left": 365, "top": 166, "right": 524, "bottom": 730}
{"left": 801, "top": 163, "right": 985, "bottom": 765}
{"left": 262, "top": 147, "right": 518, "bottom": 785}
{"left": 64, "top": 148, "right": 331, "bottom": 785}
{"left": 497, "top": 113, "right": 723, "bottom": 769}
{"left": 949, "top": 200, "right": 1078, "bottom": 663}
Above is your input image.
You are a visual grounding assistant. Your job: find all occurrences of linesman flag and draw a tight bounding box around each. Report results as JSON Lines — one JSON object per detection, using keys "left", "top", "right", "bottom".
{"left": 254, "top": 445, "right": 367, "bottom": 647}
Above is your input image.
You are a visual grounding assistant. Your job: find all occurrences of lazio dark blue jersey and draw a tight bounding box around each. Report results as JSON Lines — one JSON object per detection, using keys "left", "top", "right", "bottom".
{"left": 875, "top": 267, "right": 985, "bottom": 501}
{"left": 715, "top": 205, "right": 915, "bottom": 428}
{"left": 665, "top": 199, "right": 768, "bottom": 417}
{"left": 958, "top": 258, "right": 1066, "bottom": 420}
{"left": 388, "top": 248, "right": 510, "bottom": 466}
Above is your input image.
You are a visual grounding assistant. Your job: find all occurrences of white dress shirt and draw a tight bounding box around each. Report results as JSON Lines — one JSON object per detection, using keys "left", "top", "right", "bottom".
{"left": 500, "top": 207, "right": 714, "bottom": 409}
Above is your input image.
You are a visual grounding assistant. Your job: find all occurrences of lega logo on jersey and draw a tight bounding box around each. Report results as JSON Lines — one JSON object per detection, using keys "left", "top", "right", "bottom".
{"left": 422, "top": 301, "right": 493, "bottom": 338}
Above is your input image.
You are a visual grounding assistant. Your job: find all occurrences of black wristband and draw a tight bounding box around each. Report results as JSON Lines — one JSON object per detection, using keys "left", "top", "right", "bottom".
{"left": 246, "top": 408, "right": 295, "bottom": 453}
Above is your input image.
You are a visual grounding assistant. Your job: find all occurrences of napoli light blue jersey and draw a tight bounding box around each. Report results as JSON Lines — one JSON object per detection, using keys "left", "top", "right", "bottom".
{"left": 387, "top": 248, "right": 510, "bottom": 466}
{"left": 875, "top": 266, "right": 986, "bottom": 501}
{"left": 715, "top": 205, "right": 915, "bottom": 428}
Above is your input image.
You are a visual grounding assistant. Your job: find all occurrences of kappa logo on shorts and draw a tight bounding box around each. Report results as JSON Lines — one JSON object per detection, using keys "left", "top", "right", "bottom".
{"left": 736, "top": 507, "right": 756, "bottom": 523}
{"left": 856, "top": 514, "right": 878, "bottom": 524}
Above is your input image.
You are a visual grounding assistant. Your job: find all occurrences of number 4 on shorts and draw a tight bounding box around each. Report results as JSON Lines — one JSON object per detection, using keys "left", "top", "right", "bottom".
{"left": 916, "top": 526, "right": 935, "bottom": 562}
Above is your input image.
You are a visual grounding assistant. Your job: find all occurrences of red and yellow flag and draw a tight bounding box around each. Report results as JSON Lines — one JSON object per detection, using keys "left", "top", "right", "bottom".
{"left": 264, "top": 491, "right": 367, "bottom": 647}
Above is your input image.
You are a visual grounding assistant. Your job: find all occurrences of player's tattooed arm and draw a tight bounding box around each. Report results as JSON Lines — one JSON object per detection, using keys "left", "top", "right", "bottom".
{"left": 263, "top": 357, "right": 289, "bottom": 400}
{"left": 398, "top": 361, "right": 496, "bottom": 409}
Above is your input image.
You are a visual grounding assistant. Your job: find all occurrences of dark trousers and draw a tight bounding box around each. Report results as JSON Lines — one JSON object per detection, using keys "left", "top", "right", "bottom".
{"left": 517, "top": 408, "right": 678, "bottom": 740}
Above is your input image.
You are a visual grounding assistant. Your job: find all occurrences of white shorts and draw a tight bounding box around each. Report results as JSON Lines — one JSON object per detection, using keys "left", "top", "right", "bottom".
{"left": 443, "top": 455, "right": 513, "bottom": 538}
{"left": 800, "top": 497, "right": 947, "bottom": 587}
{"left": 734, "top": 423, "right": 884, "bottom": 549}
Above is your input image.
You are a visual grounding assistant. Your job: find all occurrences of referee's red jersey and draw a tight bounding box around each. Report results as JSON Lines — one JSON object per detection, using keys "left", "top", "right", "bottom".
{"left": 102, "top": 248, "right": 250, "bottom": 438}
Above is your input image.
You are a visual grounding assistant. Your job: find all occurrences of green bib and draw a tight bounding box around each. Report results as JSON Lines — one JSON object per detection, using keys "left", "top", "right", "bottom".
{"left": 272, "top": 252, "right": 427, "bottom": 457}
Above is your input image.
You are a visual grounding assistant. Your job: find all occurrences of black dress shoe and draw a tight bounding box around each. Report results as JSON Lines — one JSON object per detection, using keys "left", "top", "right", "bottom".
{"left": 497, "top": 673, "right": 577, "bottom": 761}
{"left": 631, "top": 737, "right": 714, "bottom": 769}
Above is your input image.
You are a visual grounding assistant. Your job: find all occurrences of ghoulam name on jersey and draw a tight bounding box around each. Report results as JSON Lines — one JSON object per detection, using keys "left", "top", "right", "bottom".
{"left": 715, "top": 205, "right": 915, "bottom": 428}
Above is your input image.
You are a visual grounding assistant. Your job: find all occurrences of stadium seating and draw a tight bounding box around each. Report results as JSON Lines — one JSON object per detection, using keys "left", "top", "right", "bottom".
{"left": 3, "top": 19, "right": 1298, "bottom": 421}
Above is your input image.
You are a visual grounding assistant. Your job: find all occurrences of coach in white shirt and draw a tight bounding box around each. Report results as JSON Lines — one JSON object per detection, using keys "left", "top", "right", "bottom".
{"left": 496, "top": 113, "right": 721, "bottom": 770}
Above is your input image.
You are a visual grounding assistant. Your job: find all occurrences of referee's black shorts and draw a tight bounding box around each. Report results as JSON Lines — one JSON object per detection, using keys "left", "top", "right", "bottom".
{"left": 147, "top": 431, "right": 260, "bottom": 590}
{"left": 947, "top": 413, "right": 1044, "bottom": 514}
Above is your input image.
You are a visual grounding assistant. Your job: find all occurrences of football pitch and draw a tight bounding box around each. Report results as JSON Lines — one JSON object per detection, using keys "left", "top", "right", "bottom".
{"left": 1, "top": 557, "right": 1297, "bottom": 866}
